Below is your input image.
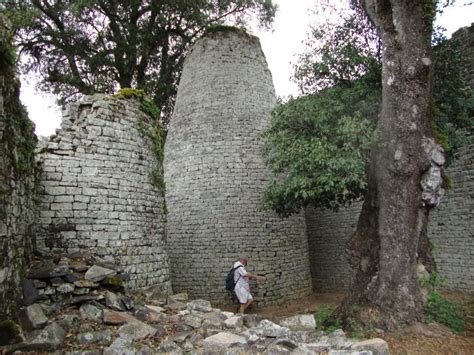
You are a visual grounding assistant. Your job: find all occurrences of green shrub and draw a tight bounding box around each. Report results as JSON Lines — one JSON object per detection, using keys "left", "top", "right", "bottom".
{"left": 314, "top": 306, "right": 342, "bottom": 333}
{"left": 425, "top": 291, "right": 466, "bottom": 333}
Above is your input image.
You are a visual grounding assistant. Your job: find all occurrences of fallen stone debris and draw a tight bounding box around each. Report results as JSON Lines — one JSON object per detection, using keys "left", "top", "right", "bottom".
{"left": 0, "top": 251, "right": 389, "bottom": 354}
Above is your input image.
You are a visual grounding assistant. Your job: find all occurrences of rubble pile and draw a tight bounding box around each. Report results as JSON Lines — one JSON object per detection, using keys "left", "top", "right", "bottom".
{"left": 0, "top": 252, "right": 389, "bottom": 354}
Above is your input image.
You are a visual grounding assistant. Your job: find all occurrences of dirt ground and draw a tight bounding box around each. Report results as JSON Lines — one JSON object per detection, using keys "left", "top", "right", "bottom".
{"left": 240, "top": 292, "right": 474, "bottom": 355}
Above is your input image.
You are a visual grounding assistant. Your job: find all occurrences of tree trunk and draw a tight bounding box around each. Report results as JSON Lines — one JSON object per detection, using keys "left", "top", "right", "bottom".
{"left": 334, "top": 0, "right": 445, "bottom": 330}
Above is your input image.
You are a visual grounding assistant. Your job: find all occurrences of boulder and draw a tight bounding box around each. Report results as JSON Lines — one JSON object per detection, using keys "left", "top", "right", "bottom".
{"left": 202, "top": 332, "right": 248, "bottom": 353}
{"left": 22, "top": 279, "right": 40, "bottom": 305}
{"left": 184, "top": 313, "right": 204, "bottom": 329}
{"left": 224, "top": 315, "right": 244, "bottom": 329}
{"left": 80, "top": 303, "right": 103, "bottom": 321}
{"left": 254, "top": 319, "right": 290, "bottom": 338}
{"left": 84, "top": 265, "right": 116, "bottom": 282}
{"left": 22, "top": 304, "right": 48, "bottom": 330}
{"left": 118, "top": 320, "right": 157, "bottom": 341}
{"left": 28, "top": 322, "right": 66, "bottom": 351}
{"left": 103, "top": 310, "right": 127, "bottom": 325}
{"left": 187, "top": 299, "right": 213, "bottom": 313}
{"left": 352, "top": 338, "right": 389, "bottom": 355}
{"left": 280, "top": 314, "right": 316, "bottom": 331}
{"left": 104, "top": 290, "right": 125, "bottom": 311}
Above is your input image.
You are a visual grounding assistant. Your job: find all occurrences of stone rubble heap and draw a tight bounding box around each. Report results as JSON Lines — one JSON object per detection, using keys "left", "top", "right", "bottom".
{"left": 0, "top": 252, "right": 389, "bottom": 354}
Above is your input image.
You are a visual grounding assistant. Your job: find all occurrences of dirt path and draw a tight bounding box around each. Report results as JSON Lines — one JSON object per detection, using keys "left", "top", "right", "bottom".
{"left": 241, "top": 292, "right": 474, "bottom": 354}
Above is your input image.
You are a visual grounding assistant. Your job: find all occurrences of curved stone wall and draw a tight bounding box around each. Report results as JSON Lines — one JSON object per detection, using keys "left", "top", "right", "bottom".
{"left": 164, "top": 30, "right": 312, "bottom": 306}
{"left": 36, "top": 95, "right": 171, "bottom": 291}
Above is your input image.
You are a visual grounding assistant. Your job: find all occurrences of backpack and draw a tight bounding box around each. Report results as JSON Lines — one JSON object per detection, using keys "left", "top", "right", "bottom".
{"left": 225, "top": 265, "right": 243, "bottom": 291}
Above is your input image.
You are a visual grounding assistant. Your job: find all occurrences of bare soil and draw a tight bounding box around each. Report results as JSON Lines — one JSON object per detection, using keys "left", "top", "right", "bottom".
{"left": 246, "top": 292, "right": 474, "bottom": 355}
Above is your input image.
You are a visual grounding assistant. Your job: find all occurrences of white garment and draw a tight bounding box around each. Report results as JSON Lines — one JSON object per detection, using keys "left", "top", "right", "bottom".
{"left": 233, "top": 261, "right": 252, "bottom": 304}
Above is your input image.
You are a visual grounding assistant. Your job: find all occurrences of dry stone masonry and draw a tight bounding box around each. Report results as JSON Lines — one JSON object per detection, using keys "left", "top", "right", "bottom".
{"left": 35, "top": 95, "right": 171, "bottom": 292}
{"left": 164, "top": 29, "right": 312, "bottom": 306}
{"left": 0, "top": 14, "right": 37, "bottom": 319}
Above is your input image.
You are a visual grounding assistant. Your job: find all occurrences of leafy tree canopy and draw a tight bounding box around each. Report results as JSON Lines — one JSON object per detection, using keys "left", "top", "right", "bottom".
{"left": 262, "top": 2, "right": 473, "bottom": 216}
{"left": 3, "top": 0, "right": 276, "bottom": 123}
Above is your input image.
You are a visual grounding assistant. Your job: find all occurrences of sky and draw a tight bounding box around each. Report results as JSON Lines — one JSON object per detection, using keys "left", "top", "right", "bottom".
{"left": 19, "top": 0, "right": 474, "bottom": 137}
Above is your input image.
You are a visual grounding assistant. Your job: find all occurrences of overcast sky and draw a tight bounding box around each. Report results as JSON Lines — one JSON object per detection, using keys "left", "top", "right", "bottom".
{"left": 19, "top": 0, "right": 474, "bottom": 137}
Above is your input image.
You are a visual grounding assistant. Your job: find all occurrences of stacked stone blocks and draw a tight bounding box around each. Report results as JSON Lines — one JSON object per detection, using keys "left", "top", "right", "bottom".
{"left": 36, "top": 95, "right": 171, "bottom": 292}
{"left": 164, "top": 30, "right": 312, "bottom": 306}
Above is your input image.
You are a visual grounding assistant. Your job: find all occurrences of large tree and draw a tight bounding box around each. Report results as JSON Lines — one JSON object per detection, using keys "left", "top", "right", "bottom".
{"left": 332, "top": 0, "right": 444, "bottom": 329}
{"left": 4, "top": 0, "right": 276, "bottom": 122}
{"left": 263, "top": 1, "right": 457, "bottom": 329}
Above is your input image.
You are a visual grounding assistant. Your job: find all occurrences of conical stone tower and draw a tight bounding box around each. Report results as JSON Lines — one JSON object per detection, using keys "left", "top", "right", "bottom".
{"left": 164, "top": 28, "right": 312, "bottom": 306}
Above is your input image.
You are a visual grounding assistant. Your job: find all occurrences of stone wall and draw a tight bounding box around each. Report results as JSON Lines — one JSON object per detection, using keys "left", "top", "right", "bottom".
{"left": 35, "top": 95, "right": 171, "bottom": 292}
{"left": 429, "top": 138, "right": 474, "bottom": 291}
{"left": 0, "top": 14, "right": 37, "bottom": 318}
{"left": 164, "top": 29, "right": 312, "bottom": 306}
{"left": 305, "top": 203, "right": 362, "bottom": 292}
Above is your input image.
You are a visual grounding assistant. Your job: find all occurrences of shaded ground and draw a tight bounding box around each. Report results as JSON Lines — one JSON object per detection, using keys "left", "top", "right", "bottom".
{"left": 243, "top": 292, "right": 474, "bottom": 354}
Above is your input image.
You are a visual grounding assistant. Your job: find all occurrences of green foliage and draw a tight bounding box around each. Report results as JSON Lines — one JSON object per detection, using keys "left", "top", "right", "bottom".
{"left": 111, "top": 88, "right": 166, "bottom": 196}
{"left": 204, "top": 24, "right": 250, "bottom": 37}
{"left": 0, "top": 14, "right": 37, "bottom": 179}
{"left": 4, "top": 0, "right": 276, "bottom": 123}
{"left": 261, "top": 80, "right": 379, "bottom": 216}
{"left": 293, "top": 5, "right": 380, "bottom": 94}
{"left": 314, "top": 306, "right": 342, "bottom": 334}
{"left": 425, "top": 291, "right": 467, "bottom": 333}
{"left": 419, "top": 271, "right": 446, "bottom": 292}
{"left": 432, "top": 27, "right": 473, "bottom": 161}
{"left": 262, "top": 4, "right": 472, "bottom": 216}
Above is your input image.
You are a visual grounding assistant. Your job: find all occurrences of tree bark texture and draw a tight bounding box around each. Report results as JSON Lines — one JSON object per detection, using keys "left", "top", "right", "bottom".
{"left": 335, "top": 0, "right": 445, "bottom": 330}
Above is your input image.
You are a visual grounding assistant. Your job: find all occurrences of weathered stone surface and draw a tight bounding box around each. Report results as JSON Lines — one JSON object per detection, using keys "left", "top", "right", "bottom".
{"left": 22, "top": 280, "right": 39, "bottom": 306}
{"left": 80, "top": 304, "right": 103, "bottom": 321}
{"left": 28, "top": 322, "right": 66, "bottom": 351}
{"left": 104, "top": 290, "right": 125, "bottom": 311}
{"left": 253, "top": 320, "right": 290, "bottom": 338}
{"left": 144, "top": 304, "right": 165, "bottom": 313}
{"left": 57, "top": 283, "right": 75, "bottom": 294}
{"left": 155, "top": 340, "right": 185, "bottom": 354}
{"left": 352, "top": 338, "right": 389, "bottom": 355}
{"left": 84, "top": 266, "right": 116, "bottom": 282}
{"left": 76, "top": 330, "right": 112, "bottom": 345}
{"left": 57, "top": 314, "right": 80, "bottom": 330}
{"left": 118, "top": 321, "right": 157, "bottom": 340}
{"left": 103, "top": 310, "right": 127, "bottom": 325}
{"left": 280, "top": 314, "right": 316, "bottom": 331}
{"left": 243, "top": 314, "right": 263, "bottom": 328}
{"left": 202, "top": 332, "right": 248, "bottom": 353}
{"left": 187, "top": 299, "right": 213, "bottom": 313}
{"left": 103, "top": 337, "right": 134, "bottom": 355}
{"left": 184, "top": 313, "right": 204, "bottom": 329}
{"left": 22, "top": 304, "right": 48, "bottom": 330}
{"left": 224, "top": 315, "right": 244, "bottom": 329}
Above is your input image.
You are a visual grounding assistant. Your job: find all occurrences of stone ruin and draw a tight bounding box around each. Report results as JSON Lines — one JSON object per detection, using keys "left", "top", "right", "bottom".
{"left": 1, "top": 24, "right": 473, "bottom": 334}
{"left": 164, "top": 30, "right": 312, "bottom": 306}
